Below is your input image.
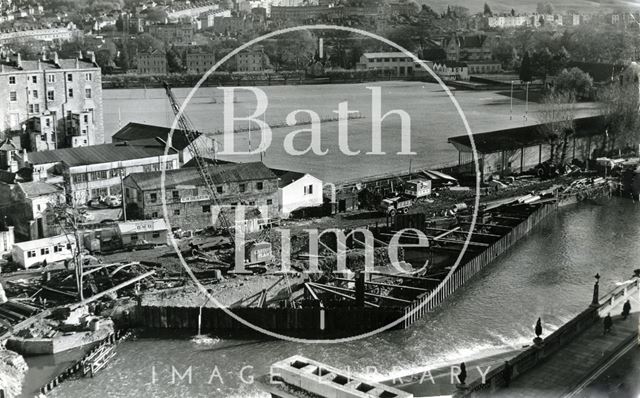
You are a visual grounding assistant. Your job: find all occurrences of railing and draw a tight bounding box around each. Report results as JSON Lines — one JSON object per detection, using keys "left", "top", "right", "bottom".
{"left": 403, "top": 202, "right": 558, "bottom": 328}
{"left": 454, "top": 276, "right": 640, "bottom": 397}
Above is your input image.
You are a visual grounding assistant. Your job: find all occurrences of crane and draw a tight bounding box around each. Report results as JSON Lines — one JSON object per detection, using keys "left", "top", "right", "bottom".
{"left": 163, "top": 82, "right": 235, "bottom": 245}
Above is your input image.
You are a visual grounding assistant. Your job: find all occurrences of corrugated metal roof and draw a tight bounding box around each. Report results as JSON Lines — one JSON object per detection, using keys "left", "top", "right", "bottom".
{"left": 18, "top": 181, "right": 62, "bottom": 197}
{"left": 112, "top": 122, "right": 200, "bottom": 150}
{"left": 27, "top": 142, "right": 176, "bottom": 167}
{"left": 127, "top": 162, "right": 277, "bottom": 191}
{"left": 13, "top": 234, "right": 74, "bottom": 251}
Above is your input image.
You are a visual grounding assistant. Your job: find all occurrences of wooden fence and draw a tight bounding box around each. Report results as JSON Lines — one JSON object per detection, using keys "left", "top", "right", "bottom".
{"left": 403, "top": 202, "right": 558, "bottom": 328}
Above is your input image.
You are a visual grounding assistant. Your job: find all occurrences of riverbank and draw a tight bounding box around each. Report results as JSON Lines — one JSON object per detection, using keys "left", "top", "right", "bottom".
{"left": 0, "top": 348, "right": 28, "bottom": 398}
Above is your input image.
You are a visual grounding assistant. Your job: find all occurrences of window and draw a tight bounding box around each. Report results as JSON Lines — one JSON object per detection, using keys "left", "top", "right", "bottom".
{"left": 31, "top": 76, "right": 37, "bottom": 83}
{"left": 267, "top": 199, "right": 273, "bottom": 205}
{"left": 85, "top": 88, "right": 92, "bottom": 98}
{"left": 85, "top": 72, "right": 92, "bottom": 81}
{"left": 308, "top": 185, "right": 313, "bottom": 194}
{"left": 249, "top": 201, "right": 255, "bottom": 206}
{"left": 152, "top": 232, "right": 160, "bottom": 238}
{"left": 40, "top": 247, "right": 50, "bottom": 255}
{"left": 256, "top": 181, "right": 263, "bottom": 190}
{"left": 202, "top": 205, "right": 210, "bottom": 213}
{"left": 53, "top": 245, "right": 62, "bottom": 253}
{"left": 151, "top": 211, "right": 159, "bottom": 218}
{"left": 239, "top": 183, "right": 246, "bottom": 193}
{"left": 45, "top": 118, "right": 50, "bottom": 127}
{"left": 27, "top": 250, "right": 36, "bottom": 258}
{"left": 83, "top": 114, "right": 88, "bottom": 123}
{"left": 32, "top": 90, "right": 38, "bottom": 98}
{"left": 72, "top": 174, "right": 87, "bottom": 183}
{"left": 216, "top": 186, "right": 223, "bottom": 194}
{"left": 172, "top": 190, "right": 179, "bottom": 200}
{"left": 150, "top": 193, "right": 157, "bottom": 203}
{"left": 47, "top": 74, "right": 55, "bottom": 83}
{"left": 9, "top": 91, "right": 16, "bottom": 102}
{"left": 230, "top": 202, "right": 237, "bottom": 209}
{"left": 47, "top": 90, "right": 55, "bottom": 101}
{"left": 131, "top": 233, "right": 138, "bottom": 241}
{"left": 173, "top": 209, "right": 180, "bottom": 216}
{"left": 67, "top": 74, "right": 73, "bottom": 82}
{"left": 8, "top": 76, "right": 15, "bottom": 84}
{"left": 29, "top": 104, "right": 40, "bottom": 113}
{"left": 67, "top": 88, "right": 73, "bottom": 98}
{"left": 40, "top": 133, "right": 46, "bottom": 141}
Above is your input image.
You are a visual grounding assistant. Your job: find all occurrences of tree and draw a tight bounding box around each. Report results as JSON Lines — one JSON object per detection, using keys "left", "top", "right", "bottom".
{"left": 554, "top": 67, "right": 594, "bottom": 99}
{"left": 483, "top": 2, "right": 492, "bottom": 16}
{"left": 144, "top": 7, "right": 168, "bottom": 23}
{"left": 536, "top": 2, "right": 554, "bottom": 15}
{"left": 166, "top": 47, "right": 183, "bottom": 73}
{"left": 47, "top": 200, "right": 91, "bottom": 300}
{"left": 599, "top": 73, "right": 640, "bottom": 153}
{"left": 537, "top": 90, "right": 576, "bottom": 165}
{"left": 519, "top": 51, "right": 533, "bottom": 82}
{"left": 116, "top": 46, "right": 130, "bottom": 71}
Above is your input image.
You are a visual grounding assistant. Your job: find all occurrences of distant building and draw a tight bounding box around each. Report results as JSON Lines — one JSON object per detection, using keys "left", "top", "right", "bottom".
{"left": 270, "top": 5, "right": 330, "bottom": 21}
{"left": 0, "top": 51, "right": 104, "bottom": 149}
{"left": 25, "top": 142, "right": 180, "bottom": 204}
{"left": 137, "top": 49, "right": 167, "bottom": 75}
{"left": 148, "top": 22, "right": 194, "bottom": 46}
{"left": 0, "top": 137, "right": 21, "bottom": 172}
{"left": 196, "top": 8, "right": 231, "bottom": 30}
{"left": 235, "top": 47, "right": 270, "bottom": 72}
{"left": 186, "top": 48, "right": 216, "bottom": 74}
{"left": 562, "top": 14, "right": 581, "bottom": 26}
{"left": 0, "top": 22, "right": 79, "bottom": 45}
{"left": 432, "top": 61, "right": 469, "bottom": 80}
{"left": 466, "top": 60, "right": 502, "bottom": 74}
{"left": 484, "top": 15, "right": 528, "bottom": 28}
{"left": 444, "top": 34, "right": 493, "bottom": 62}
{"left": 0, "top": 180, "right": 64, "bottom": 240}
{"left": 123, "top": 162, "right": 280, "bottom": 231}
{"left": 167, "top": 0, "right": 218, "bottom": 20}
{"left": 357, "top": 52, "right": 416, "bottom": 76}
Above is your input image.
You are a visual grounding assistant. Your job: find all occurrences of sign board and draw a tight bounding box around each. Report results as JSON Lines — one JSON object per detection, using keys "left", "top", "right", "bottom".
{"left": 181, "top": 195, "right": 210, "bottom": 203}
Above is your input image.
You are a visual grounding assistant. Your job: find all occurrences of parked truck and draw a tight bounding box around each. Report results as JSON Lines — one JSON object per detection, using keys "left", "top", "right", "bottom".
{"left": 379, "top": 195, "right": 414, "bottom": 216}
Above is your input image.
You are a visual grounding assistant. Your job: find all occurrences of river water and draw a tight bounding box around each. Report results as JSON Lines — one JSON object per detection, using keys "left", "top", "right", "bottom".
{"left": 31, "top": 198, "right": 638, "bottom": 398}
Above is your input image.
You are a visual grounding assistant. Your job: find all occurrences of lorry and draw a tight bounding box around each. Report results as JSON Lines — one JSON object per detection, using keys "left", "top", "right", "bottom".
{"left": 379, "top": 195, "right": 414, "bottom": 216}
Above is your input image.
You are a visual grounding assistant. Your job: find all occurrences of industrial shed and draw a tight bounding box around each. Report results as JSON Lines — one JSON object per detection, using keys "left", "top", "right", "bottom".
{"left": 448, "top": 115, "right": 606, "bottom": 180}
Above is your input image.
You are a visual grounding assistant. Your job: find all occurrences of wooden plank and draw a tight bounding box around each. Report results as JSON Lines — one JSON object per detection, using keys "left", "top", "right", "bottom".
{"left": 71, "top": 271, "right": 155, "bottom": 309}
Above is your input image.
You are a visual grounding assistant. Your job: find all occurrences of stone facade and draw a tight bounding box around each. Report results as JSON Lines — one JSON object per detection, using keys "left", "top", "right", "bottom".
{"left": 137, "top": 49, "right": 167, "bottom": 75}
{"left": 0, "top": 52, "right": 104, "bottom": 149}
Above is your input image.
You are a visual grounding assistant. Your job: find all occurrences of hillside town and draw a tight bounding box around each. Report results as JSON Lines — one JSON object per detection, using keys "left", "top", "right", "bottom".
{"left": 1, "top": 0, "right": 640, "bottom": 397}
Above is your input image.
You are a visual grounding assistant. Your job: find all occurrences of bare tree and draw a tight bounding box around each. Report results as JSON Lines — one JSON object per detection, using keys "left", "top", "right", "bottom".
{"left": 537, "top": 90, "right": 576, "bottom": 166}
{"left": 47, "top": 199, "right": 89, "bottom": 301}
{"left": 599, "top": 82, "right": 640, "bottom": 154}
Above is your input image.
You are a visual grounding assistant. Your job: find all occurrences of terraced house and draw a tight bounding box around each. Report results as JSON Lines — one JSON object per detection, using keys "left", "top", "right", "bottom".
{"left": 123, "top": 162, "right": 279, "bottom": 232}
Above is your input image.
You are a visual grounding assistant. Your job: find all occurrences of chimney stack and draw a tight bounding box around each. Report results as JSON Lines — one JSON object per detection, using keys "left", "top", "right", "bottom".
{"left": 41, "top": 47, "right": 47, "bottom": 61}
{"left": 16, "top": 53, "right": 22, "bottom": 69}
{"left": 77, "top": 50, "right": 83, "bottom": 60}
{"left": 89, "top": 51, "right": 96, "bottom": 64}
{"left": 53, "top": 51, "right": 59, "bottom": 65}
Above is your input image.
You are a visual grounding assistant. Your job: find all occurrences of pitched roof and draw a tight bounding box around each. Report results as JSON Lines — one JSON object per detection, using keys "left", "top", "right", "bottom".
{"left": 27, "top": 142, "right": 176, "bottom": 167}
{"left": 126, "top": 161, "right": 277, "bottom": 191}
{"left": 271, "top": 168, "right": 306, "bottom": 187}
{"left": 18, "top": 181, "right": 62, "bottom": 197}
{"left": 448, "top": 116, "right": 606, "bottom": 154}
{"left": 112, "top": 122, "right": 200, "bottom": 151}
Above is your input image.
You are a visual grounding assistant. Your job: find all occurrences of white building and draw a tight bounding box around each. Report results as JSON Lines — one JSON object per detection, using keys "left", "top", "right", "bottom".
{"left": 117, "top": 219, "right": 168, "bottom": 247}
{"left": 357, "top": 52, "right": 416, "bottom": 76}
{"left": 12, "top": 234, "right": 76, "bottom": 268}
{"left": 484, "top": 15, "right": 528, "bottom": 28}
{"left": 432, "top": 61, "right": 469, "bottom": 81}
{"left": 275, "top": 171, "right": 323, "bottom": 217}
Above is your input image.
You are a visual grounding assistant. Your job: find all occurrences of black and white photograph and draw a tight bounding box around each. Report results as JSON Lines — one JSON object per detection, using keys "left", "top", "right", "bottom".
{"left": 0, "top": 0, "right": 639, "bottom": 397}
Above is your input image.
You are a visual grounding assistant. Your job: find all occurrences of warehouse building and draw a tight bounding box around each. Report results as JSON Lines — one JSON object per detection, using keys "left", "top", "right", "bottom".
{"left": 123, "top": 162, "right": 279, "bottom": 231}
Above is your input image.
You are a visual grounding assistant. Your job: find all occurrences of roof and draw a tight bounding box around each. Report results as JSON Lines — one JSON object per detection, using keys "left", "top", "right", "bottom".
{"left": 18, "top": 181, "right": 62, "bottom": 197}
{"left": 13, "top": 234, "right": 74, "bottom": 251}
{"left": 422, "top": 48, "right": 446, "bottom": 62}
{"left": 27, "top": 142, "right": 176, "bottom": 167}
{"left": 362, "top": 52, "right": 413, "bottom": 59}
{"left": 0, "top": 137, "right": 19, "bottom": 151}
{"left": 112, "top": 122, "right": 201, "bottom": 150}
{"left": 183, "top": 157, "right": 234, "bottom": 167}
{"left": 117, "top": 219, "right": 167, "bottom": 235}
{"left": 126, "top": 161, "right": 277, "bottom": 191}
{"left": 271, "top": 168, "right": 306, "bottom": 188}
{"left": 0, "top": 58, "right": 97, "bottom": 73}
{"left": 448, "top": 116, "right": 606, "bottom": 154}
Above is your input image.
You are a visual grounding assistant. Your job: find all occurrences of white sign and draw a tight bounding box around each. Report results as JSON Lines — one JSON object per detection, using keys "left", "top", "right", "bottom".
{"left": 181, "top": 194, "right": 211, "bottom": 203}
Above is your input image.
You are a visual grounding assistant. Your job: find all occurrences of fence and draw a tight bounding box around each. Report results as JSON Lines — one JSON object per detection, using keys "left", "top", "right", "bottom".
{"left": 453, "top": 276, "right": 640, "bottom": 397}
{"left": 403, "top": 202, "right": 558, "bottom": 328}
